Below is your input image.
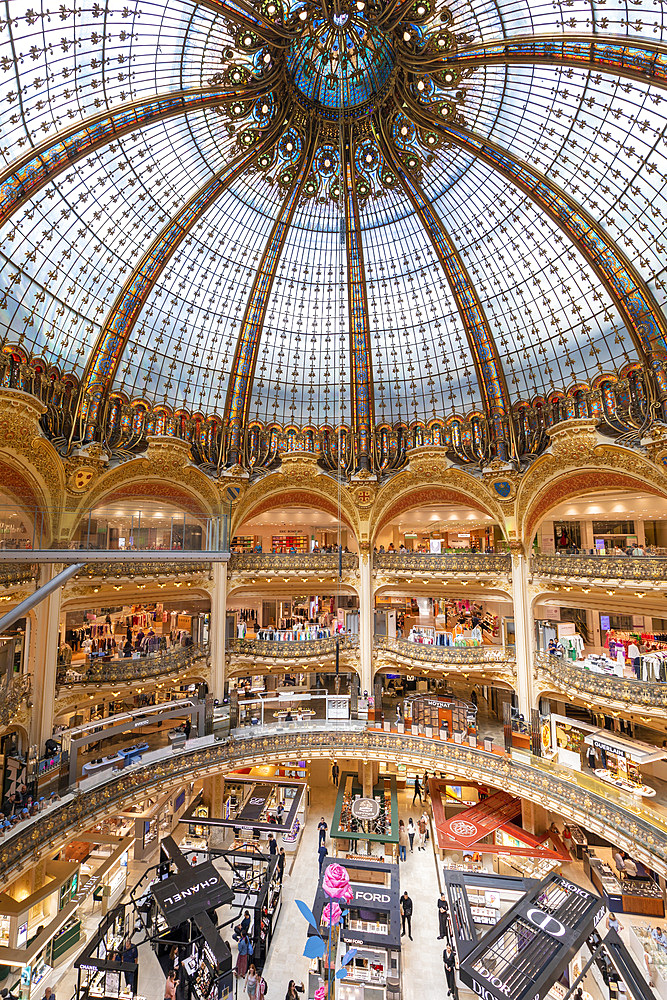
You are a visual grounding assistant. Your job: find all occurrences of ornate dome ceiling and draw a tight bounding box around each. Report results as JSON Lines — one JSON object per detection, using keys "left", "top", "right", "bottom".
{"left": 1, "top": 0, "right": 667, "bottom": 469}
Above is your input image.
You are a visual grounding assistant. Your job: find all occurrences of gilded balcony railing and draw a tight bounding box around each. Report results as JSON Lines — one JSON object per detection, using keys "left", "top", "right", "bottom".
{"left": 228, "top": 635, "right": 359, "bottom": 658}
{"left": 0, "top": 564, "right": 37, "bottom": 588}
{"left": 0, "top": 674, "right": 31, "bottom": 726}
{"left": 58, "top": 643, "right": 210, "bottom": 686}
{"left": 532, "top": 553, "right": 667, "bottom": 582}
{"left": 536, "top": 651, "right": 667, "bottom": 709}
{"left": 228, "top": 552, "right": 359, "bottom": 571}
{"left": 1, "top": 727, "right": 666, "bottom": 885}
{"left": 77, "top": 561, "right": 212, "bottom": 580}
{"left": 374, "top": 552, "right": 511, "bottom": 573}
{"left": 374, "top": 635, "right": 514, "bottom": 669}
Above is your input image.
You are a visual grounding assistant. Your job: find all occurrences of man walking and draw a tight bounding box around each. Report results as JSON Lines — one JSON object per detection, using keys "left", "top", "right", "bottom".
{"left": 277, "top": 848, "right": 286, "bottom": 882}
{"left": 318, "top": 842, "right": 328, "bottom": 875}
{"left": 400, "top": 890, "right": 413, "bottom": 940}
{"left": 412, "top": 775, "right": 422, "bottom": 805}
{"left": 318, "top": 816, "right": 328, "bottom": 846}
{"left": 331, "top": 762, "right": 340, "bottom": 787}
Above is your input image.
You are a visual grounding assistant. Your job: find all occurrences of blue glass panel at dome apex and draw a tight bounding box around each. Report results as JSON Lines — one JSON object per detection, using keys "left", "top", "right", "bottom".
{"left": 287, "top": 15, "right": 394, "bottom": 110}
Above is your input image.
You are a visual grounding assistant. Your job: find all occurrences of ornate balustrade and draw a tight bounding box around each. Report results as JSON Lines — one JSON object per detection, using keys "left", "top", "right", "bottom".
{"left": 76, "top": 561, "right": 212, "bottom": 581}
{"left": 532, "top": 553, "right": 667, "bottom": 584}
{"left": 227, "top": 635, "right": 359, "bottom": 661}
{"left": 58, "top": 643, "right": 210, "bottom": 686}
{"left": 374, "top": 635, "right": 515, "bottom": 676}
{"left": 0, "top": 564, "right": 37, "bottom": 588}
{"left": 374, "top": 552, "right": 511, "bottom": 575}
{"left": 536, "top": 651, "right": 667, "bottom": 711}
{"left": 1, "top": 725, "right": 666, "bottom": 887}
{"left": 229, "top": 552, "right": 359, "bottom": 572}
{"left": 0, "top": 674, "right": 31, "bottom": 727}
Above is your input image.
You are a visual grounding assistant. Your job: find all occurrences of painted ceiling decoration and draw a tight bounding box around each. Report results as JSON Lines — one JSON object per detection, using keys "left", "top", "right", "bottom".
{"left": 1, "top": 0, "right": 667, "bottom": 477}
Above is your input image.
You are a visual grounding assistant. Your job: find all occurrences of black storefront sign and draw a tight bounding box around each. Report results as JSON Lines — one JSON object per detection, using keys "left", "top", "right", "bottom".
{"left": 457, "top": 873, "right": 603, "bottom": 1000}
{"left": 152, "top": 862, "right": 233, "bottom": 928}
{"left": 238, "top": 784, "right": 272, "bottom": 825}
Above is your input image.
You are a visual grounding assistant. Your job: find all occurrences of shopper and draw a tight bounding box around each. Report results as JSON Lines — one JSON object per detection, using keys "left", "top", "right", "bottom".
{"left": 236, "top": 933, "right": 252, "bottom": 978}
{"left": 318, "top": 842, "right": 328, "bottom": 874}
{"left": 331, "top": 762, "right": 340, "bottom": 787}
{"left": 624, "top": 855, "right": 638, "bottom": 878}
{"left": 613, "top": 849, "right": 625, "bottom": 876}
{"left": 413, "top": 775, "right": 422, "bottom": 805}
{"left": 562, "top": 824, "right": 573, "bottom": 854}
{"left": 267, "top": 833, "right": 277, "bottom": 856}
{"left": 277, "top": 847, "right": 286, "bottom": 882}
{"left": 246, "top": 965, "right": 259, "bottom": 999}
{"left": 443, "top": 943, "right": 458, "bottom": 998}
{"left": 164, "top": 971, "right": 177, "bottom": 1000}
{"left": 184, "top": 716, "right": 192, "bottom": 740}
{"left": 586, "top": 745, "right": 597, "bottom": 770}
{"left": 438, "top": 892, "right": 449, "bottom": 940}
{"left": 398, "top": 820, "right": 408, "bottom": 862}
{"left": 407, "top": 818, "right": 416, "bottom": 853}
{"left": 423, "top": 771, "right": 430, "bottom": 799}
{"left": 318, "top": 816, "right": 328, "bottom": 845}
{"left": 41, "top": 989, "right": 55, "bottom": 1000}
{"left": 400, "top": 890, "right": 413, "bottom": 940}
{"left": 606, "top": 913, "right": 623, "bottom": 933}
{"left": 285, "top": 982, "right": 304, "bottom": 1000}
{"left": 417, "top": 814, "right": 427, "bottom": 851}
{"left": 421, "top": 809, "right": 430, "bottom": 843}
{"left": 121, "top": 937, "right": 138, "bottom": 993}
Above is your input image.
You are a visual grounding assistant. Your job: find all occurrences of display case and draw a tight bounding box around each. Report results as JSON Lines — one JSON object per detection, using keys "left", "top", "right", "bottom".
{"left": 629, "top": 924, "right": 667, "bottom": 1000}
{"left": 585, "top": 852, "right": 664, "bottom": 916}
{"left": 75, "top": 906, "right": 141, "bottom": 1000}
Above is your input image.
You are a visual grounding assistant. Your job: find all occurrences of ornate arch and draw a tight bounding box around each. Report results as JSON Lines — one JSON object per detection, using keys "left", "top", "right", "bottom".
{"left": 232, "top": 485, "right": 360, "bottom": 540}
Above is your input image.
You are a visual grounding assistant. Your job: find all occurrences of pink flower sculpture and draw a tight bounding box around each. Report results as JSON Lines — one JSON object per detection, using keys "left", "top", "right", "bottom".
{"left": 322, "top": 863, "right": 353, "bottom": 903}
{"left": 321, "top": 901, "right": 342, "bottom": 926}
{"left": 314, "top": 986, "right": 327, "bottom": 1000}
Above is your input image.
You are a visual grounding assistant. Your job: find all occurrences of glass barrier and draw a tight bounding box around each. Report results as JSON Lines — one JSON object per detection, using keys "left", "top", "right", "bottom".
{"left": 0, "top": 507, "right": 229, "bottom": 551}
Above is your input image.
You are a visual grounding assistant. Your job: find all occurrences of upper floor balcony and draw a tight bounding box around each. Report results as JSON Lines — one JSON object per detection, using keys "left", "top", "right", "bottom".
{"left": 227, "top": 634, "right": 359, "bottom": 669}
{"left": 228, "top": 551, "right": 360, "bottom": 589}
{"left": 532, "top": 553, "right": 667, "bottom": 590}
{"left": 373, "top": 551, "right": 511, "bottom": 584}
{"left": 57, "top": 641, "right": 209, "bottom": 689}
{"left": 374, "top": 635, "right": 516, "bottom": 680}
{"left": 535, "top": 651, "right": 667, "bottom": 716}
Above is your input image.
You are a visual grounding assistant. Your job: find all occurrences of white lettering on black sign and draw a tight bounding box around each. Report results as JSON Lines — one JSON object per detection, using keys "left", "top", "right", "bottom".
{"left": 162, "top": 876, "right": 220, "bottom": 906}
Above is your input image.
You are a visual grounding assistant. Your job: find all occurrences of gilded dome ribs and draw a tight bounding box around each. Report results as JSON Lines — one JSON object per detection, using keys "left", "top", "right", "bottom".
{"left": 0, "top": 84, "right": 271, "bottom": 231}
{"left": 446, "top": 34, "right": 667, "bottom": 92}
{"left": 373, "top": 114, "right": 512, "bottom": 459}
{"left": 399, "top": 82, "right": 667, "bottom": 392}
{"left": 79, "top": 107, "right": 289, "bottom": 436}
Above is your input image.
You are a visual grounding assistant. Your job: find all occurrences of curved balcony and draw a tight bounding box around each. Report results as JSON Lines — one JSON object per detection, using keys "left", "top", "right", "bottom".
{"left": 0, "top": 565, "right": 37, "bottom": 589}
{"left": 1, "top": 724, "right": 666, "bottom": 887}
{"left": 532, "top": 553, "right": 667, "bottom": 588}
{"left": 536, "top": 651, "right": 667, "bottom": 714}
{"left": 57, "top": 642, "right": 210, "bottom": 687}
{"left": 227, "top": 634, "right": 359, "bottom": 669}
{"left": 76, "top": 560, "right": 212, "bottom": 581}
{"left": 374, "top": 551, "right": 511, "bottom": 583}
{"left": 228, "top": 552, "right": 360, "bottom": 591}
{"left": 374, "top": 635, "right": 515, "bottom": 680}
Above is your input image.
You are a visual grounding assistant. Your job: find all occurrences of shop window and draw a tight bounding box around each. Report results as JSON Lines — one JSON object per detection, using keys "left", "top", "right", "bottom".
{"left": 592, "top": 519, "right": 635, "bottom": 535}
{"left": 553, "top": 522, "right": 581, "bottom": 550}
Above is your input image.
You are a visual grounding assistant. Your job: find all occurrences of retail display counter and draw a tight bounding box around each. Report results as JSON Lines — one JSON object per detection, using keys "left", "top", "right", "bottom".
{"left": 593, "top": 768, "right": 656, "bottom": 797}
{"left": 629, "top": 924, "right": 667, "bottom": 1000}
{"left": 585, "top": 852, "right": 664, "bottom": 916}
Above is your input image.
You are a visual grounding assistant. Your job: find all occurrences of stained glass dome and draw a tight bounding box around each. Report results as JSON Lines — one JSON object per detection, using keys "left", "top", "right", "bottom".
{"left": 1, "top": 0, "right": 667, "bottom": 470}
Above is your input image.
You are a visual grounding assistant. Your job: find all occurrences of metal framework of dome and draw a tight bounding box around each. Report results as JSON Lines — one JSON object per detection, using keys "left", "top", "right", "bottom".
{"left": 2, "top": 0, "right": 667, "bottom": 475}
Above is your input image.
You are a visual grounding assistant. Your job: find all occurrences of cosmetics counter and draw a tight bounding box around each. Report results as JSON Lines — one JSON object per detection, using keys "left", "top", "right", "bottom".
{"left": 307, "top": 859, "right": 401, "bottom": 1000}
{"left": 628, "top": 924, "right": 667, "bottom": 1000}
{"left": 74, "top": 905, "right": 140, "bottom": 1000}
{"left": 331, "top": 773, "right": 399, "bottom": 862}
{"left": 584, "top": 851, "right": 664, "bottom": 916}
{"left": 219, "top": 845, "right": 282, "bottom": 969}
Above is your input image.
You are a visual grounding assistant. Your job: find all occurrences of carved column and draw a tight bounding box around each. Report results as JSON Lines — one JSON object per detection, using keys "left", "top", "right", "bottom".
{"left": 210, "top": 562, "right": 228, "bottom": 701}
{"left": 28, "top": 565, "right": 63, "bottom": 752}
{"left": 359, "top": 546, "right": 373, "bottom": 695}
{"left": 510, "top": 547, "right": 535, "bottom": 719}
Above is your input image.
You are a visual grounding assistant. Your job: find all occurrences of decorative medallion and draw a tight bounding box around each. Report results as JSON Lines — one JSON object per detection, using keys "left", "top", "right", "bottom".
{"left": 68, "top": 467, "right": 96, "bottom": 492}
{"left": 492, "top": 480, "right": 513, "bottom": 499}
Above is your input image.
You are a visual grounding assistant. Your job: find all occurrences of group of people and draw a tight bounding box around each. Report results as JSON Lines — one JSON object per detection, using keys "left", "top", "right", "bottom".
{"left": 0, "top": 785, "right": 60, "bottom": 832}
